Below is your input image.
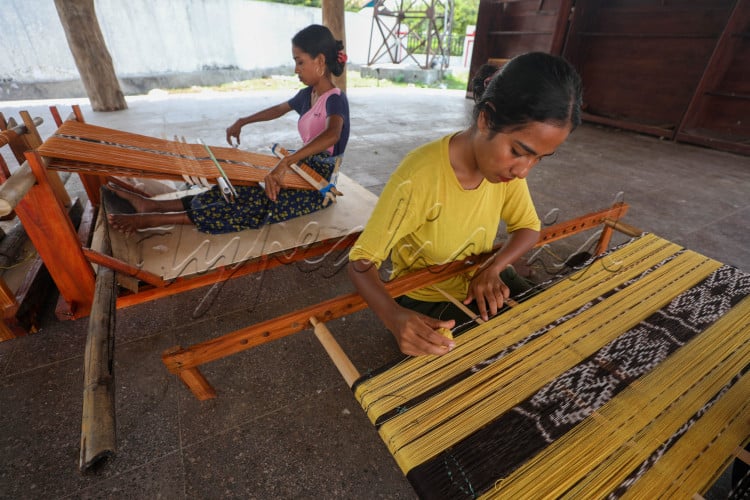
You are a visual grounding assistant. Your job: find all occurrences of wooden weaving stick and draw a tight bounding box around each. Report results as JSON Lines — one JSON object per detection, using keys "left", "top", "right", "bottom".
{"left": 736, "top": 446, "right": 750, "bottom": 466}
{"left": 271, "top": 144, "right": 343, "bottom": 206}
{"left": 310, "top": 316, "right": 360, "bottom": 388}
{"left": 434, "top": 287, "right": 486, "bottom": 324}
{"left": 200, "top": 139, "right": 236, "bottom": 202}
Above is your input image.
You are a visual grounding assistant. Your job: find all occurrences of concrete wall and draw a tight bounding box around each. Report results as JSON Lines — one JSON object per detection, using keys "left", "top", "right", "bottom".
{"left": 0, "top": 0, "right": 374, "bottom": 100}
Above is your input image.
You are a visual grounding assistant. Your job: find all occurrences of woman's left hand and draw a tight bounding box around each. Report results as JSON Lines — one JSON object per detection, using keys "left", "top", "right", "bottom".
{"left": 464, "top": 266, "right": 510, "bottom": 321}
{"left": 264, "top": 158, "right": 291, "bottom": 202}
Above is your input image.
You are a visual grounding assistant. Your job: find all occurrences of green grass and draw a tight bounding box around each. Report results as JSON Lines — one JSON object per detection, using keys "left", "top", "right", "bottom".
{"left": 168, "top": 68, "right": 469, "bottom": 94}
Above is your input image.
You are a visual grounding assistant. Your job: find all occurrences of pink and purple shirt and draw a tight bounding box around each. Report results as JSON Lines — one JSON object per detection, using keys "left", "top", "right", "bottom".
{"left": 288, "top": 86, "right": 350, "bottom": 156}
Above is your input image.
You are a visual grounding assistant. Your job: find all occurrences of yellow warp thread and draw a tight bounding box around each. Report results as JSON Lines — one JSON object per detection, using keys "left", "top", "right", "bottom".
{"left": 354, "top": 234, "right": 732, "bottom": 477}
{"left": 355, "top": 234, "right": 678, "bottom": 421}
{"left": 485, "top": 296, "right": 750, "bottom": 499}
{"left": 388, "top": 252, "right": 720, "bottom": 473}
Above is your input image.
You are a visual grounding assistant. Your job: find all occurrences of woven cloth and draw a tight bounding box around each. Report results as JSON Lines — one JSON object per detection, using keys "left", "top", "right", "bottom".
{"left": 353, "top": 233, "right": 750, "bottom": 499}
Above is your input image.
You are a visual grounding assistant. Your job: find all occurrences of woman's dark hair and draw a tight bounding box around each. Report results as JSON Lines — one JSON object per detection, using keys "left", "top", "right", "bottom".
{"left": 472, "top": 52, "right": 583, "bottom": 133}
{"left": 292, "top": 24, "right": 346, "bottom": 77}
{"left": 470, "top": 63, "right": 500, "bottom": 102}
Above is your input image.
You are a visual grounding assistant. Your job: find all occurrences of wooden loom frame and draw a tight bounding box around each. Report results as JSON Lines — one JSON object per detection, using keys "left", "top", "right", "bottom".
{"left": 0, "top": 110, "right": 79, "bottom": 340}
{"left": 162, "top": 202, "right": 635, "bottom": 400}
{"left": 0, "top": 105, "right": 362, "bottom": 323}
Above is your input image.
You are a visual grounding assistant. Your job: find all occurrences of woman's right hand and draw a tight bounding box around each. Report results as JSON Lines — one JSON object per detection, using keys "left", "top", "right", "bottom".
{"left": 263, "top": 157, "right": 292, "bottom": 202}
{"left": 387, "top": 306, "right": 456, "bottom": 356}
{"left": 226, "top": 119, "right": 244, "bottom": 146}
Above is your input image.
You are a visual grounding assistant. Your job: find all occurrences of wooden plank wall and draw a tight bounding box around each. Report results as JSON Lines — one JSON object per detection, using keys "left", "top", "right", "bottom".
{"left": 468, "top": 0, "right": 572, "bottom": 99}
{"left": 676, "top": 1, "right": 750, "bottom": 155}
{"left": 565, "top": 0, "right": 737, "bottom": 140}
{"left": 469, "top": 0, "right": 750, "bottom": 156}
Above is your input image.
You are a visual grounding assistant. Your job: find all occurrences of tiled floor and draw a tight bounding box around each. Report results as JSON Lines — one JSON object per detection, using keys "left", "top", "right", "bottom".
{"left": 1, "top": 88, "right": 748, "bottom": 499}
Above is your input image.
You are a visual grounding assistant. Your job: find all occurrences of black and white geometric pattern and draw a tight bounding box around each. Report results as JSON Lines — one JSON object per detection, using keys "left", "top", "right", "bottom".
{"left": 407, "top": 264, "right": 750, "bottom": 499}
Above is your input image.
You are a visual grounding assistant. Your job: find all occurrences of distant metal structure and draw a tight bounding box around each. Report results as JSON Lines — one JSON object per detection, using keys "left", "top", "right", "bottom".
{"left": 366, "top": 0, "right": 454, "bottom": 70}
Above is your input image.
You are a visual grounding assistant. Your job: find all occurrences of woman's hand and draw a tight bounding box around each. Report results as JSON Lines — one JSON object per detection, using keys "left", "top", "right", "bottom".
{"left": 464, "top": 265, "right": 510, "bottom": 321}
{"left": 387, "top": 306, "right": 455, "bottom": 356}
{"left": 263, "top": 158, "right": 292, "bottom": 202}
{"left": 226, "top": 119, "right": 244, "bottom": 147}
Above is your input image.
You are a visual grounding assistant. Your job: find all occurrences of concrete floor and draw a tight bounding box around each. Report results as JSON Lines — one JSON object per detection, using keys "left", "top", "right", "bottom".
{"left": 0, "top": 87, "right": 748, "bottom": 499}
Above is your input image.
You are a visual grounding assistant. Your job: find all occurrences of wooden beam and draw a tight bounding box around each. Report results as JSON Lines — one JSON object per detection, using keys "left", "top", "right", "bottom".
{"left": 82, "top": 248, "right": 166, "bottom": 288}
{"left": 322, "top": 0, "right": 347, "bottom": 92}
{"left": 537, "top": 202, "right": 629, "bottom": 247}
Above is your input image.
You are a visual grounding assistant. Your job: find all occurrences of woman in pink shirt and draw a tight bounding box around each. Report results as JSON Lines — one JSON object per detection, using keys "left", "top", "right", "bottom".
{"left": 108, "top": 24, "right": 349, "bottom": 234}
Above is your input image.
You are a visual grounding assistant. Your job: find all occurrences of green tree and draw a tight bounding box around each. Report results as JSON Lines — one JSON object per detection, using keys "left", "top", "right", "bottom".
{"left": 452, "top": 0, "right": 479, "bottom": 38}
{"left": 251, "top": 0, "right": 478, "bottom": 35}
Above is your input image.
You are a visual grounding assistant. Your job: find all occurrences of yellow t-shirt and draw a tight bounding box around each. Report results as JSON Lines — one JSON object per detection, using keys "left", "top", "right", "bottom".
{"left": 349, "top": 134, "right": 541, "bottom": 302}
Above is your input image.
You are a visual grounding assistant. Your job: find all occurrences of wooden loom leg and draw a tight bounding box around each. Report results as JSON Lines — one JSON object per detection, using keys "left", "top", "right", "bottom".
{"left": 0, "top": 266, "right": 20, "bottom": 341}
{"left": 17, "top": 151, "right": 95, "bottom": 318}
{"left": 594, "top": 224, "right": 616, "bottom": 256}
{"left": 0, "top": 319, "right": 15, "bottom": 342}
{"left": 162, "top": 348, "right": 217, "bottom": 401}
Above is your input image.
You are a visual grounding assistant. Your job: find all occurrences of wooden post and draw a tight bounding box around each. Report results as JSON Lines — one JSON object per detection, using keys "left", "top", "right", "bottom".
{"left": 79, "top": 204, "right": 117, "bottom": 472}
{"left": 322, "top": 0, "right": 347, "bottom": 92}
{"left": 53, "top": 0, "right": 127, "bottom": 111}
{"left": 0, "top": 280, "right": 20, "bottom": 341}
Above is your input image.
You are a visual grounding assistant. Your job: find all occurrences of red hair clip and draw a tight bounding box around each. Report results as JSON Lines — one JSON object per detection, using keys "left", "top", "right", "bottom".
{"left": 337, "top": 51, "right": 348, "bottom": 64}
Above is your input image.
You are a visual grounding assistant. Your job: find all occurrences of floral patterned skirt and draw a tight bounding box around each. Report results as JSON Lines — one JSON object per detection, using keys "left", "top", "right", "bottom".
{"left": 184, "top": 153, "right": 337, "bottom": 234}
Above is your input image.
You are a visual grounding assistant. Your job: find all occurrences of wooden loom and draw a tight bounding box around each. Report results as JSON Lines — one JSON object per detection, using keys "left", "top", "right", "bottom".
{"left": 0, "top": 106, "right": 366, "bottom": 322}
{"left": 161, "top": 202, "right": 632, "bottom": 399}
{"left": 161, "top": 204, "right": 749, "bottom": 497}
{"left": 0, "top": 106, "right": 373, "bottom": 470}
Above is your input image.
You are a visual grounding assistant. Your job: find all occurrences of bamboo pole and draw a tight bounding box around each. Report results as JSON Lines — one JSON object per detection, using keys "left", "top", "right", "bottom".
{"left": 79, "top": 204, "right": 117, "bottom": 472}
